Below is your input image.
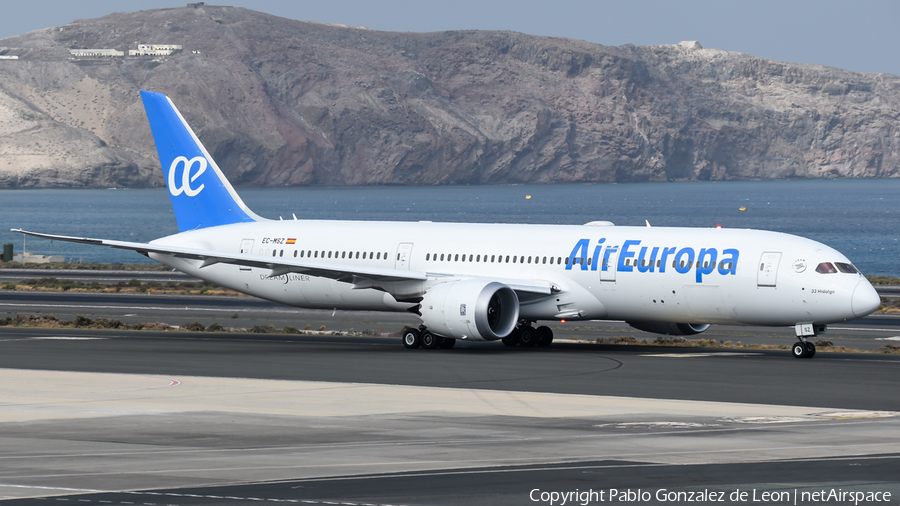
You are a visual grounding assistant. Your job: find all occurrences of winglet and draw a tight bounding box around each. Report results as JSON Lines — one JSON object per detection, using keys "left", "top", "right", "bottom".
{"left": 140, "top": 90, "right": 263, "bottom": 231}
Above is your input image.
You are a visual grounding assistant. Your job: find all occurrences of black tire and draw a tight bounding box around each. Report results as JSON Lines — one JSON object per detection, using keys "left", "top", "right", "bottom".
{"left": 791, "top": 342, "right": 807, "bottom": 359}
{"left": 536, "top": 326, "right": 553, "bottom": 347}
{"left": 421, "top": 331, "right": 441, "bottom": 349}
{"left": 502, "top": 327, "right": 520, "bottom": 346}
{"left": 438, "top": 338, "right": 456, "bottom": 349}
{"left": 402, "top": 328, "right": 421, "bottom": 349}
{"left": 519, "top": 326, "right": 538, "bottom": 347}
{"left": 805, "top": 342, "right": 816, "bottom": 358}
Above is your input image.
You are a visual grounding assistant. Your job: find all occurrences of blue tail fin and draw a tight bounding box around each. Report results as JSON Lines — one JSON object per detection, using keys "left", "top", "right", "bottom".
{"left": 140, "top": 90, "right": 262, "bottom": 231}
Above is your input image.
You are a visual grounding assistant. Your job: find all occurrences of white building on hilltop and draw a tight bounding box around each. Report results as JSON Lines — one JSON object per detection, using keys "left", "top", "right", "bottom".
{"left": 129, "top": 44, "right": 183, "bottom": 56}
{"left": 69, "top": 48, "right": 124, "bottom": 57}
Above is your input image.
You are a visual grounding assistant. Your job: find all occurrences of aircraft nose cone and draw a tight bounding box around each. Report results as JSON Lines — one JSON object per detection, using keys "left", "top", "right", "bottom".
{"left": 852, "top": 280, "right": 881, "bottom": 318}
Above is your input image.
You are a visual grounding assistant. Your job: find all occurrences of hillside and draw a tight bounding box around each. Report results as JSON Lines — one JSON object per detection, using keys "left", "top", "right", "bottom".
{"left": 0, "top": 5, "right": 898, "bottom": 188}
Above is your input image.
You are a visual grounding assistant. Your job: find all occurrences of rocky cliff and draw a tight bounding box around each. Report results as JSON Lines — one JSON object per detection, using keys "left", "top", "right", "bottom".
{"left": 0, "top": 5, "right": 897, "bottom": 188}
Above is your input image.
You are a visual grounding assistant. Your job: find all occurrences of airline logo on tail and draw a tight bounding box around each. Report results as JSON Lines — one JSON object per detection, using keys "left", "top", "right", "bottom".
{"left": 168, "top": 156, "right": 207, "bottom": 197}
{"left": 140, "top": 90, "right": 261, "bottom": 231}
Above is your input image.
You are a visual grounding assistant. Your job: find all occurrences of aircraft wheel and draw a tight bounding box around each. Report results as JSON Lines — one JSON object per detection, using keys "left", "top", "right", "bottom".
{"left": 402, "top": 328, "right": 421, "bottom": 349}
{"left": 519, "top": 326, "right": 538, "bottom": 347}
{"left": 501, "top": 331, "right": 519, "bottom": 347}
{"left": 805, "top": 342, "right": 816, "bottom": 358}
{"left": 421, "top": 331, "right": 441, "bottom": 350}
{"left": 791, "top": 342, "right": 808, "bottom": 359}
{"left": 536, "top": 326, "right": 553, "bottom": 347}
{"left": 438, "top": 338, "right": 456, "bottom": 349}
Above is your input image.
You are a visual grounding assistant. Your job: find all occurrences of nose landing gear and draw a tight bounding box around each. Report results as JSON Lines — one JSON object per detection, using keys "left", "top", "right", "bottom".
{"left": 792, "top": 323, "right": 825, "bottom": 359}
{"left": 791, "top": 341, "right": 816, "bottom": 359}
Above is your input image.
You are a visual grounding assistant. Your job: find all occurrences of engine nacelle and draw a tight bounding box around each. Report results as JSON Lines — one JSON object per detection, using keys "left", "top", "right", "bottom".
{"left": 626, "top": 321, "right": 711, "bottom": 336}
{"left": 420, "top": 280, "right": 519, "bottom": 341}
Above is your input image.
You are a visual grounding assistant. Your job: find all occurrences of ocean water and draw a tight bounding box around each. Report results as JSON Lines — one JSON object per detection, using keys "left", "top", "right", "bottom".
{"left": 1, "top": 179, "right": 898, "bottom": 276}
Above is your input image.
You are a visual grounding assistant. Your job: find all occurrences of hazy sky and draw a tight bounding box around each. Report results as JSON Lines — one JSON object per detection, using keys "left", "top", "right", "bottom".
{"left": 1, "top": 0, "right": 898, "bottom": 76}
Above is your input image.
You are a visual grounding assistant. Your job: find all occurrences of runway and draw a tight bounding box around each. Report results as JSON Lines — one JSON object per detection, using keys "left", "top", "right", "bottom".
{"left": 1, "top": 292, "right": 899, "bottom": 504}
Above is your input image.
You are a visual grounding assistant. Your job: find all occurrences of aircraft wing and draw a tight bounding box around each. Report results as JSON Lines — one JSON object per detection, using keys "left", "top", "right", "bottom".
{"left": 11, "top": 229, "right": 553, "bottom": 296}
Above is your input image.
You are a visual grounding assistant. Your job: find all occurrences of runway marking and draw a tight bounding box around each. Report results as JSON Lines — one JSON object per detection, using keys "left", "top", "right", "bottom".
{"left": 874, "top": 336, "right": 900, "bottom": 341}
{"left": 598, "top": 421, "right": 717, "bottom": 429}
{"left": 641, "top": 352, "right": 763, "bottom": 358}
{"left": 120, "top": 492, "right": 406, "bottom": 506}
{"left": 28, "top": 337, "right": 108, "bottom": 341}
{"left": 0, "top": 484, "right": 106, "bottom": 493}
{"left": 829, "top": 327, "right": 900, "bottom": 332}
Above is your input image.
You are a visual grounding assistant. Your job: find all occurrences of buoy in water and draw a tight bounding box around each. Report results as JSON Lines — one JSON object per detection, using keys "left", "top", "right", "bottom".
{"left": 525, "top": 195, "right": 532, "bottom": 200}
{"left": 738, "top": 207, "right": 747, "bottom": 211}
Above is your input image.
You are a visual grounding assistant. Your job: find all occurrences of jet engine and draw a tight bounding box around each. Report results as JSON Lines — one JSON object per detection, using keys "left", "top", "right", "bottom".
{"left": 420, "top": 280, "right": 519, "bottom": 341}
{"left": 626, "top": 321, "right": 711, "bottom": 336}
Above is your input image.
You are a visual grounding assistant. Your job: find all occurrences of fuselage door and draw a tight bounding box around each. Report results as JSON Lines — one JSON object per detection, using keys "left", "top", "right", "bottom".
{"left": 757, "top": 251, "right": 782, "bottom": 287}
{"left": 600, "top": 247, "right": 618, "bottom": 282}
{"left": 239, "top": 238, "right": 254, "bottom": 272}
{"left": 396, "top": 242, "right": 414, "bottom": 270}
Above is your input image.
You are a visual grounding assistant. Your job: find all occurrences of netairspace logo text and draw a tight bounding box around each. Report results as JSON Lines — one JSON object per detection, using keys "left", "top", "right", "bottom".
{"left": 529, "top": 488, "right": 893, "bottom": 505}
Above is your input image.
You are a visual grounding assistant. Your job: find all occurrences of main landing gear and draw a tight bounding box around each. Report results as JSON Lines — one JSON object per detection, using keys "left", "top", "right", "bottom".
{"left": 402, "top": 326, "right": 455, "bottom": 350}
{"left": 792, "top": 323, "right": 825, "bottom": 359}
{"left": 400, "top": 321, "right": 553, "bottom": 349}
{"left": 501, "top": 321, "right": 553, "bottom": 348}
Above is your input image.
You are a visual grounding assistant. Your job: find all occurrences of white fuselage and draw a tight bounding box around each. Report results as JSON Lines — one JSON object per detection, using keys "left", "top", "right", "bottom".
{"left": 149, "top": 219, "right": 876, "bottom": 328}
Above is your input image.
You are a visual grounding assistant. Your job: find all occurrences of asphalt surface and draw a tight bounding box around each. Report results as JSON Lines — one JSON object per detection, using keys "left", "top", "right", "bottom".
{"left": 0, "top": 326, "right": 899, "bottom": 410}
{"left": 2, "top": 289, "right": 899, "bottom": 350}
{"left": 0, "top": 286, "right": 899, "bottom": 505}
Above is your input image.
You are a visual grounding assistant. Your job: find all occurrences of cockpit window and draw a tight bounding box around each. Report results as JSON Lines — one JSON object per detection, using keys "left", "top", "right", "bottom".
{"left": 834, "top": 262, "right": 859, "bottom": 274}
{"left": 815, "top": 262, "right": 838, "bottom": 274}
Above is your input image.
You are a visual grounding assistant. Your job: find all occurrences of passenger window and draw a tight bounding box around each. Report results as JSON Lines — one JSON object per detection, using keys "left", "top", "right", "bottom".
{"left": 477, "top": 255, "right": 481, "bottom": 262}
{"left": 818, "top": 262, "right": 836, "bottom": 273}
{"left": 328, "top": 251, "right": 332, "bottom": 258}
{"left": 835, "top": 262, "right": 858, "bottom": 274}
{"left": 469, "top": 254, "right": 473, "bottom": 262}
{"left": 426, "top": 253, "right": 430, "bottom": 261}
{"left": 580, "top": 258, "right": 585, "bottom": 266}
{"left": 272, "top": 250, "right": 276, "bottom": 257}
{"left": 543, "top": 257, "right": 547, "bottom": 264}
{"left": 587, "top": 258, "right": 591, "bottom": 266}
{"left": 491, "top": 255, "right": 495, "bottom": 262}
{"left": 454, "top": 254, "right": 459, "bottom": 261}
{"left": 377, "top": 252, "right": 381, "bottom": 260}
{"left": 384, "top": 252, "right": 388, "bottom": 260}
{"left": 356, "top": 252, "right": 360, "bottom": 259}
{"left": 557, "top": 257, "right": 562, "bottom": 265}
{"left": 343, "top": 251, "right": 347, "bottom": 259}
{"left": 462, "top": 254, "right": 466, "bottom": 262}
{"left": 512, "top": 256, "right": 517, "bottom": 264}
{"left": 816, "top": 262, "right": 838, "bottom": 274}
{"left": 565, "top": 257, "right": 569, "bottom": 266}
{"left": 397, "top": 253, "right": 400, "bottom": 261}
{"left": 293, "top": 250, "right": 297, "bottom": 258}
{"left": 550, "top": 257, "right": 554, "bottom": 265}
{"left": 505, "top": 255, "right": 510, "bottom": 263}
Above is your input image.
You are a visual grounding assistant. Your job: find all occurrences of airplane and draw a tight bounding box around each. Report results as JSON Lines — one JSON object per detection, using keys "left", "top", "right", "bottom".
{"left": 13, "top": 91, "right": 882, "bottom": 359}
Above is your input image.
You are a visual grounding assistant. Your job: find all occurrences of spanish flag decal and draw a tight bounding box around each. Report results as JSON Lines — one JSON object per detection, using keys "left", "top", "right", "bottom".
{"left": 286, "top": 238, "right": 296, "bottom": 244}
